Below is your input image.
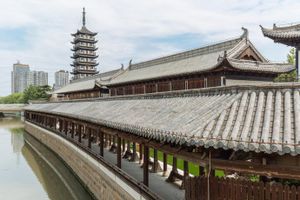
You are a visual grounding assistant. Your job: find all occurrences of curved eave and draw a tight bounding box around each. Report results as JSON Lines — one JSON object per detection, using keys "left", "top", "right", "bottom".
{"left": 71, "top": 70, "right": 99, "bottom": 74}
{"left": 261, "top": 25, "right": 300, "bottom": 46}
{"left": 226, "top": 58, "right": 295, "bottom": 74}
{"left": 71, "top": 46, "right": 98, "bottom": 51}
{"left": 71, "top": 54, "right": 98, "bottom": 59}
{"left": 71, "top": 39, "right": 98, "bottom": 44}
{"left": 72, "top": 61, "right": 99, "bottom": 66}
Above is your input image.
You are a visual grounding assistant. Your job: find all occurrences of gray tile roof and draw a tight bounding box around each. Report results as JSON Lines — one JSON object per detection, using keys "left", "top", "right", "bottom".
{"left": 54, "top": 68, "right": 124, "bottom": 94}
{"left": 108, "top": 36, "right": 245, "bottom": 85}
{"left": 227, "top": 58, "right": 294, "bottom": 73}
{"left": 261, "top": 24, "right": 300, "bottom": 39}
{"left": 108, "top": 32, "right": 293, "bottom": 86}
{"left": 26, "top": 84, "right": 300, "bottom": 156}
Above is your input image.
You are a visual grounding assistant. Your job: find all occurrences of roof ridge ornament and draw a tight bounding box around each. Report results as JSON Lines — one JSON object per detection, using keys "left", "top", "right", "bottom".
{"left": 128, "top": 59, "right": 133, "bottom": 70}
{"left": 241, "top": 27, "right": 249, "bottom": 39}
{"left": 82, "top": 7, "right": 86, "bottom": 27}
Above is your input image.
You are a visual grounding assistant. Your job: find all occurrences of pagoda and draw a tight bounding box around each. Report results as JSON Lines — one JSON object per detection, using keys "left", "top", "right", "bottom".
{"left": 260, "top": 23, "right": 300, "bottom": 79}
{"left": 71, "top": 8, "right": 99, "bottom": 80}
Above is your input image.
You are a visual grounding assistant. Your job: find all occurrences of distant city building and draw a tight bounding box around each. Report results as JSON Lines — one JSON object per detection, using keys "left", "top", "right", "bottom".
{"left": 71, "top": 7, "right": 99, "bottom": 80}
{"left": 28, "top": 71, "right": 48, "bottom": 86}
{"left": 54, "top": 70, "right": 69, "bottom": 90}
{"left": 11, "top": 61, "right": 48, "bottom": 93}
{"left": 11, "top": 61, "right": 30, "bottom": 93}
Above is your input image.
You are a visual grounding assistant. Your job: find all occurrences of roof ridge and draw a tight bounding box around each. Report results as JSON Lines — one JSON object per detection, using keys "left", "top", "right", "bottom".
{"left": 129, "top": 36, "right": 243, "bottom": 71}
{"left": 228, "top": 57, "right": 291, "bottom": 65}
{"left": 54, "top": 84, "right": 300, "bottom": 103}
{"left": 70, "top": 68, "right": 122, "bottom": 84}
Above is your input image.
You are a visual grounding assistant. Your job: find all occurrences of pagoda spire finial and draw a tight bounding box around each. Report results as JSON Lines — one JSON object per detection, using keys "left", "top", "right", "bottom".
{"left": 82, "top": 7, "right": 86, "bottom": 26}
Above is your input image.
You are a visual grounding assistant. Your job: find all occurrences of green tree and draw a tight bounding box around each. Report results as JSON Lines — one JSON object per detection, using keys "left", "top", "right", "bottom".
{"left": 0, "top": 93, "right": 24, "bottom": 104}
{"left": 23, "top": 85, "right": 51, "bottom": 103}
{"left": 274, "top": 48, "right": 297, "bottom": 82}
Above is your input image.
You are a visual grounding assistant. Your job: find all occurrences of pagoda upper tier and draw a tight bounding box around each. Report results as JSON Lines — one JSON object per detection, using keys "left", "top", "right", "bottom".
{"left": 260, "top": 23, "right": 300, "bottom": 47}
{"left": 71, "top": 8, "right": 99, "bottom": 80}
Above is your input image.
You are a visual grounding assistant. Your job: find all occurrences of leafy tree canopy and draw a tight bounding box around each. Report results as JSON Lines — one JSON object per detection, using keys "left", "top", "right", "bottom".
{"left": 274, "top": 48, "right": 297, "bottom": 82}
{"left": 23, "top": 85, "right": 51, "bottom": 103}
{"left": 0, "top": 93, "right": 24, "bottom": 104}
{"left": 0, "top": 85, "right": 52, "bottom": 104}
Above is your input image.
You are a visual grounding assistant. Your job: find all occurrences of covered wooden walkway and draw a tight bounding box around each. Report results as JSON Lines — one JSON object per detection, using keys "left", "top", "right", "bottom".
{"left": 24, "top": 84, "right": 300, "bottom": 199}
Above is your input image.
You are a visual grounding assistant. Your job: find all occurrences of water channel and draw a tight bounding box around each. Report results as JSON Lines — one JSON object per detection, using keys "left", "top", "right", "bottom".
{"left": 0, "top": 116, "right": 94, "bottom": 200}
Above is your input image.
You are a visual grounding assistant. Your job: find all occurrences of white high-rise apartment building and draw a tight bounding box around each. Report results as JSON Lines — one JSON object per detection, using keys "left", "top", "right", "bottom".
{"left": 54, "top": 70, "right": 69, "bottom": 90}
{"left": 11, "top": 61, "right": 48, "bottom": 93}
{"left": 11, "top": 62, "right": 30, "bottom": 93}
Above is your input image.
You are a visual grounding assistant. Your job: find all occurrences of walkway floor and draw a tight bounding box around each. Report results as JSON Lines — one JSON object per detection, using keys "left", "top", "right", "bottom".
{"left": 75, "top": 135, "right": 185, "bottom": 200}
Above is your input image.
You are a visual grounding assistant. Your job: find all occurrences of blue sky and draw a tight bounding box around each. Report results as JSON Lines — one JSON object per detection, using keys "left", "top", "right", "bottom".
{"left": 0, "top": 0, "right": 297, "bottom": 96}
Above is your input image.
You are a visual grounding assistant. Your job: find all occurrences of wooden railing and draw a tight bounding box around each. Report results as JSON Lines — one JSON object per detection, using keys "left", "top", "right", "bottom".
{"left": 185, "top": 176, "right": 300, "bottom": 200}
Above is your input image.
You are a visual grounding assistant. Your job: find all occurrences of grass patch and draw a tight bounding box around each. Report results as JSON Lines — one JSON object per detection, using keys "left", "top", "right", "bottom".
{"left": 148, "top": 148, "right": 225, "bottom": 177}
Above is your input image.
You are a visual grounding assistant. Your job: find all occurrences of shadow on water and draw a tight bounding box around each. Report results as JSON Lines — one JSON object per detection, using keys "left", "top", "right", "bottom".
{"left": 0, "top": 117, "right": 94, "bottom": 200}
{"left": 23, "top": 133, "right": 94, "bottom": 200}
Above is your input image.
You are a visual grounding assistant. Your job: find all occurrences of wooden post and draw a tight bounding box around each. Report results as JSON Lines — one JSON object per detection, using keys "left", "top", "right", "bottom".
{"left": 88, "top": 127, "right": 92, "bottom": 148}
{"left": 122, "top": 139, "right": 126, "bottom": 152}
{"left": 64, "top": 120, "right": 68, "bottom": 135}
{"left": 99, "top": 130, "right": 104, "bottom": 157}
{"left": 71, "top": 122, "right": 74, "bottom": 138}
{"left": 199, "top": 166, "right": 205, "bottom": 176}
{"left": 117, "top": 136, "right": 121, "bottom": 168}
{"left": 163, "top": 153, "right": 168, "bottom": 176}
{"left": 181, "top": 160, "right": 189, "bottom": 189}
{"left": 139, "top": 143, "right": 143, "bottom": 164}
{"left": 104, "top": 134, "right": 108, "bottom": 148}
{"left": 166, "top": 156, "right": 178, "bottom": 182}
{"left": 78, "top": 125, "right": 82, "bottom": 143}
{"left": 153, "top": 149, "right": 158, "bottom": 173}
{"left": 130, "top": 142, "right": 137, "bottom": 162}
{"left": 143, "top": 145, "right": 149, "bottom": 186}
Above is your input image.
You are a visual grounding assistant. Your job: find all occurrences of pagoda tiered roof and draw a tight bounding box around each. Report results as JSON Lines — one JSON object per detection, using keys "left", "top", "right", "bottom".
{"left": 260, "top": 23, "right": 300, "bottom": 46}
{"left": 71, "top": 26, "right": 97, "bottom": 36}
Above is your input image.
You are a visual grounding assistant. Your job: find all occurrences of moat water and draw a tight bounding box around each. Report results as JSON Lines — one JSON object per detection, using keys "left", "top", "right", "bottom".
{"left": 0, "top": 116, "right": 93, "bottom": 200}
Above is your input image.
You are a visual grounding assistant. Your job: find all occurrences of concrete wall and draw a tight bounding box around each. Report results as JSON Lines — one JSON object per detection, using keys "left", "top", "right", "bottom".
{"left": 25, "top": 121, "right": 144, "bottom": 200}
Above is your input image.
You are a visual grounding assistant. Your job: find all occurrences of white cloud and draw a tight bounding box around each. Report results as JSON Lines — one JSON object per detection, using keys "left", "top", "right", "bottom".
{"left": 0, "top": 0, "right": 297, "bottom": 95}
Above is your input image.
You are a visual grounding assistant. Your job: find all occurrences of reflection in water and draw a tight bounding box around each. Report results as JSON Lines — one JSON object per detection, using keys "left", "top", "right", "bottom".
{"left": 0, "top": 117, "right": 93, "bottom": 200}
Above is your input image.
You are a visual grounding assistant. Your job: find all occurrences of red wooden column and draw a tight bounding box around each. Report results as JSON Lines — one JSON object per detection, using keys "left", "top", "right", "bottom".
{"left": 163, "top": 153, "right": 168, "bottom": 176}
{"left": 143, "top": 144, "right": 149, "bottom": 186}
{"left": 99, "top": 130, "right": 104, "bottom": 157}
{"left": 117, "top": 136, "right": 122, "bottom": 168}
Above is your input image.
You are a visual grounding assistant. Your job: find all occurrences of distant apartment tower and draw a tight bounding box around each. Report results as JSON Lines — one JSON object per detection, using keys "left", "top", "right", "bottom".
{"left": 54, "top": 70, "right": 69, "bottom": 90}
{"left": 11, "top": 61, "right": 48, "bottom": 93}
{"left": 11, "top": 61, "right": 30, "bottom": 93}
{"left": 28, "top": 71, "right": 48, "bottom": 86}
